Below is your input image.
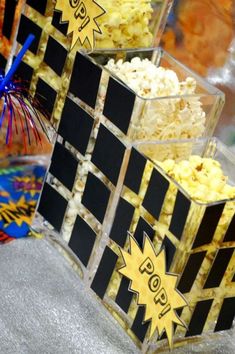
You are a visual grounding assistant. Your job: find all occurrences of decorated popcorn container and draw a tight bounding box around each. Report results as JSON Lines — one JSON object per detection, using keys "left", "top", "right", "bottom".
{"left": 11, "top": 0, "right": 173, "bottom": 127}
{"left": 37, "top": 47, "right": 224, "bottom": 242}
{"left": 0, "top": 0, "right": 24, "bottom": 70}
{"left": 42, "top": 136, "right": 235, "bottom": 351}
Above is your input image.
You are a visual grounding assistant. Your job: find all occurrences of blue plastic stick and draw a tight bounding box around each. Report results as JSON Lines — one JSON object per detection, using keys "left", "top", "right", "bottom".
{"left": 0, "top": 34, "right": 35, "bottom": 93}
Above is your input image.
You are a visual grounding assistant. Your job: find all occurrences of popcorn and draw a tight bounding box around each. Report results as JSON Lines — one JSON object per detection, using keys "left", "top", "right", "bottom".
{"left": 104, "top": 57, "right": 206, "bottom": 141}
{"left": 96, "top": 0, "right": 154, "bottom": 48}
{"left": 158, "top": 156, "right": 235, "bottom": 203}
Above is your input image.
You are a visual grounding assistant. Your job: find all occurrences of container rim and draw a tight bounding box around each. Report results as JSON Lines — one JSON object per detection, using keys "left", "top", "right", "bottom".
{"left": 130, "top": 137, "right": 235, "bottom": 207}
{"left": 81, "top": 47, "right": 225, "bottom": 99}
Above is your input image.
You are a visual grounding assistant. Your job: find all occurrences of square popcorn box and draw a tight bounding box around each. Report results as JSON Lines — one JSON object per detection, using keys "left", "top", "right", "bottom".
{"left": 0, "top": 0, "right": 25, "bottom": 70}
{"left": 11, "top": 0, "right": 174, "bottom": 127}
{"left": 87, "top": 137, "right": 235, "bottom": 351}
{"left": 37, "top": 47, "right": 224, "bottom": 244}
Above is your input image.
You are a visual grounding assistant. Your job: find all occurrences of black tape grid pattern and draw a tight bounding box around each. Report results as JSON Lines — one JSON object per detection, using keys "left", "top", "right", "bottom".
{"left": 17, "top": 15, "right": 42, "bottom": 54}
{"left": 124, "top": 148, "right": 147, "bottom": 195}
{"left": 214, "top": 297, "right": 235, "bottom": 332}
{"left": 81, "top": 172, "right": 111, "bottom": 224}
{"left": 68, "top": 215, "right": 97, "bottom": 267}
{"left": 91, "top": 124, "right": 126, "bottom": 186}
{"left": 26, "top": 0, "right": 47, "bottom": 15}
{"left": 58, "top": 97, "right": 94, "bottom": 156}
{"left": 69, "top": 52, "right": 102, "bottom": 109}
{"left": 203, "top": 248, "right": 235, "bottom": 289}
{"left": 2, "top": 0, "right": 17, "bottom": 39}
{"left": 142, "top": 168, "right": 169, "bottom": 220}
{"left": 185, "top": 299, "right": 213, "bottom": 337}
{"left": 169, "top": 190, "right": 191, "bottom": 241}
{"left": 51, "top": 10, "right": 68, "bottom": 36}
{"left": 91, "top": 247, "right": 118, "bottom": 299}
{"left": 13, "top": 58, "right": 34, "bottom": 87}
{"left": 103, "top": 77, "right": 136, "bottom": 135}
{"left": 44, "top": 36, "right": 67, "bottom": 76}
{"left": 109, "top": 197, "right": 135, "bottom": 248}
{"left": 192, "top": 203, "right": 226, "bottom": 249}
{"left": 49, "top": 141, "right": 79, "bottom": 192}
{"left": 38, "top": 183, "right": 68, "bottom": 232}
{"left": 177, "top": 252, "right": 207, "bottom": 294}
{"left": 35, "top": 78, "right": 57, "bottom": 115}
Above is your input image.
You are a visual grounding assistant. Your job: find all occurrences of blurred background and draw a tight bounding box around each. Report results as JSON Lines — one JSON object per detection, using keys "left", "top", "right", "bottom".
{"left": 162, "top": 0, "right": 235, "bottom": 149}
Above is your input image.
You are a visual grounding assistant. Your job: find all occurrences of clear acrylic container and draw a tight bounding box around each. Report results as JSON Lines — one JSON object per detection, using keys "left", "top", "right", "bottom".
{"left": 88, "top": 137, "right": 235, "bottom": 352}
{"left": 89, "top": 47, "right": 225, "bottom": 143}
{"left": 12, "top": 0, "right": 173, "bottom": 127}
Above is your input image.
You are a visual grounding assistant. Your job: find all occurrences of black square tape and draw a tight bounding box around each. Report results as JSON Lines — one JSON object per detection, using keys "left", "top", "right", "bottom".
{"left": 192, "top": 203, "right": 225, "bottom": 249}
{"left": 2, "top": 0, "right": 17, "bottom": 39}
{"left": 82, "top": 173, "right": 111, "bottom": 224}
{"left": 134, "top": 217, "right": 155, "bottom": 247}
{"left": 131, "top": 306, "right": 150, "bottom": 343}
{"left": 69, "top": 215, "right": 97, "bottom": 267}
{"left": 58, "top": 97, "right": 94, "bottom": 156}
{"left": 52, "top": 11, "right": 68, "bottom": 36}
{"left": 0, "top": 54, "right": 7, "bottom": 71}
{"left": 185, "top": 300, "right": 213, "bottom": 337}
{"left": 169, "top": 190, "right": 191, "bottom": 241}
{"left": 109, "top": 198, "right": 135, "bottom": 248}
{"left": 124, "top": 148, "right": 147, "bottom": 195}
{"left": 115, "top": 277, "right": 133, "bottom": 313}
{"left": 203, "top": 248, "right": 234, "bottom": 289}
{"left": 103, "top": 77, "right": 136, "bottom": 135}
{"left": 13, "top": 58, "right": 34, "bottom": 87}
{"left": 223, "top": 213, "right": 235, "bottom": 242}
{"left": 91, "top": 247, "right": 118, "bottom": 299}
{"left": 17, "top": 15, "right": 42, "bottom": 54}
{"left": 215, "top": 297, "right": 235, "bottom": 332}
{"left": 26, "top": 0, "right": 47, "bottom": 15}
{"left": 91, "top": 124, "right": 126, "bottom": 186}
{"left": 142, "top": 168, "right": 169, "bottom": 220}
{"left": 38, "top": 183, "right": 68, "bottom": 232}
{"left": 35, "top": 78, "right": 57, "bottom": 115}
{"left": 49, "top": 142, "right": 78, "bottom": 191}
{"left": 177, "top": 252, "right": 207, "bottom": 293}
{"left": 44, "top": 36, "right": 67, "bottom": 76}
{"left": 69, "top": 52, "right": 102, "bottom": 109}
{"left": 162, "top": 236, "right": 176, "bottom": 272}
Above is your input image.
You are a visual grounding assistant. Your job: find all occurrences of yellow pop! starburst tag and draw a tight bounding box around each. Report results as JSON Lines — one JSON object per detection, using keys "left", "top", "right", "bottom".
{"left": 119, "top": 234, "right": 188, "bottom": 349}
{"left": 55, "top": 0, "right": 106, "bottom": 50}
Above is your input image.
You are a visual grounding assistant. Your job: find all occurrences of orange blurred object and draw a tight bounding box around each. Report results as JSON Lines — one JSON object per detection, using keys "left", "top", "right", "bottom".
{"left": 162, "top": 0, "right": 234, "bottom": 76}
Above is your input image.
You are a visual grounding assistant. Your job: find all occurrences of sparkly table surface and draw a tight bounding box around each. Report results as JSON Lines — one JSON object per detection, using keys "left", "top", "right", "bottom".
{"left": 0, "top": 237, "right": 234, "bottom": 354}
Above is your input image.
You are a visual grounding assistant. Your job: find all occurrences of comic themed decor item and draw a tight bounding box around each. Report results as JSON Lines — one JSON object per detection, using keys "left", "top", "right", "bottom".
{"left": 55, "top": 0, "right": 106, "bottom": 50}
{"left": 0, "top": 156, "right": 48, "bottom": 241}
{"left": 0, "top": 35, "right": 53, "bottom": 240}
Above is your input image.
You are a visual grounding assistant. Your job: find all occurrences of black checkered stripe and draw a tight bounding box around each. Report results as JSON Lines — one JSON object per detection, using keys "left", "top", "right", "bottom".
{"left": 89, "top": 147, "right": 235, "bottom": 345}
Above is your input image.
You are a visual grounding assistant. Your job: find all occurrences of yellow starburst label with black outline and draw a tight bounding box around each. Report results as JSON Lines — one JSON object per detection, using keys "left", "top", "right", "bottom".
{"left": 55, "top": 0, "right": 106, "bottom": 50}
{"left": 119, "top": 234, "right": 188, "bottom": 349}
{"left": 0, "top": 196, "right": 36, "bottom": 227}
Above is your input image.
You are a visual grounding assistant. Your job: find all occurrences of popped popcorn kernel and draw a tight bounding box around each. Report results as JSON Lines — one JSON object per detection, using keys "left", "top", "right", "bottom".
{"left": 160, "top": 156, "right": 235, "bottom": 203}
{"left": 104, "top": 57, "right": 206, "bottom": 141}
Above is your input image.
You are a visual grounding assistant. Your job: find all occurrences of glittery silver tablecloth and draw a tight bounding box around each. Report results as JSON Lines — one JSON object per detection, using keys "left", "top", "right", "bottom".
{"left": 0, "top": 237, "right": 234, "bottom": 354}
